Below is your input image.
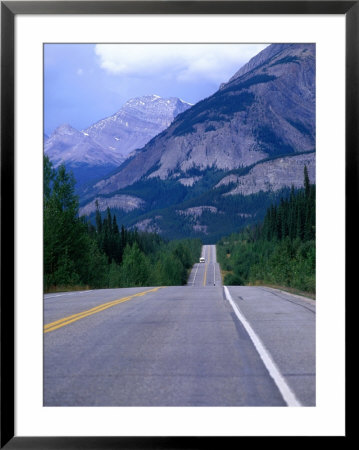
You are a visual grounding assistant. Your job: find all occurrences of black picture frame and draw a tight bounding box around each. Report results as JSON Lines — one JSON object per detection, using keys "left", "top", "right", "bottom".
{"left": 1, "top": 1, "right": 355, "bottom": 447}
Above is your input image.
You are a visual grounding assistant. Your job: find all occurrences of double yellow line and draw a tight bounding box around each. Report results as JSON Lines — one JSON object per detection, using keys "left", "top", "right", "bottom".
{"left": 44, "top": 287, "right": 163, "bottom": 334}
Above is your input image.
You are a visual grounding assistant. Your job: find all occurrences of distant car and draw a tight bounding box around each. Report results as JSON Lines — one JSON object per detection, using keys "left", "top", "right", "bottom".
{"left": 199, "top": 257, "right": 205, "bottom": 263}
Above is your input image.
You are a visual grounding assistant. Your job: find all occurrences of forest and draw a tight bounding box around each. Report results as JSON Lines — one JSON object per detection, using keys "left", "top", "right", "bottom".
{"left": 43, "top": 156, "right": 201, "bottom": 292}
{"left": 81, "top": 159, "right": 309, "bottom": 243}
{"left": 217, "top": 166, "right": 316, "bottom": 294}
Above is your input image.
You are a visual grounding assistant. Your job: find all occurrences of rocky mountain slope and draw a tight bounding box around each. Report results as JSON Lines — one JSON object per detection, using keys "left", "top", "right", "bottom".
{"left": 82, "top": 43, "right": 315, "bottom": 199}
{"left": 218, "top": 152, "right": 315, "bottom": 196}
{"left": 84, "top": 95, "right": 192, "bottom": 158}
{"left": 45, "top": 123, "right": 123, "bottom": 167}
{"left": 78, "top": 43, "right": 316, "bottom": 242}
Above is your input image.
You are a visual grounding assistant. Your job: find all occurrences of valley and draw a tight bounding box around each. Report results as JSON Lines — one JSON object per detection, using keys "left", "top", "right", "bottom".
{"left": 42, "top": 41, "right": 317, "bottom": 410}
{"left": 45, "top": 43, "right": 316, "bottom": 243}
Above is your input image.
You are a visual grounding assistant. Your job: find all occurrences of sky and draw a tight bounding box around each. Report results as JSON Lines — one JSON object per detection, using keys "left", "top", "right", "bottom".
{"left": 44, "top": 43, "right": 269, "bottom": 136}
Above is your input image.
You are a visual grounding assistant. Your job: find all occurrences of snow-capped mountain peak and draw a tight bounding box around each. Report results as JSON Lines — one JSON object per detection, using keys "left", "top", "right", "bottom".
{"left": 83, "top": 95, "right": 192, "bottom": 159}
{"left": 44, "top": 95, "right": 192, "bottom": 187}
{"left": 51, "top": 123, "right": 79, "bottom": 137}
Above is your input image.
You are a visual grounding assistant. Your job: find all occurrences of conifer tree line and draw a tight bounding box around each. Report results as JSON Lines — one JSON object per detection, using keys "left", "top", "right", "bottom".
{"left": 44, "top": 156, "right": 201, "bottom": 292}
{"left": 261, "top": 166, "right": 315, "bottom": 242}
{"left": 217, "top": 166, "right": 316, "bottom": 293}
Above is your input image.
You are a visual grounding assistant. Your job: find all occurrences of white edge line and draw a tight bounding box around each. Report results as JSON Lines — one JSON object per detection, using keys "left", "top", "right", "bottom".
{"left": 192, "top": 263, "right": 200, "bottom": 285}
{"left": 44, "top": 293, "right": 68, "bottom": 299}
{"left": 212, "top": 245, "right": 217, "bottom": 286}
{"left": 224, "top": 285, "right": 302, "bottom": 407}
{"left": 45, "top": 290, "right": 94, "bottom": 299}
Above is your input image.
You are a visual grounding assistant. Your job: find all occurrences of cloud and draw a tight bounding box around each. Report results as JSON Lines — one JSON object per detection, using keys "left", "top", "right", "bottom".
{"left": 76, "top": 68, "right": 84, "bottom": 76}
{"left": 94, "top": 44, "right": 269, "bottom": 84}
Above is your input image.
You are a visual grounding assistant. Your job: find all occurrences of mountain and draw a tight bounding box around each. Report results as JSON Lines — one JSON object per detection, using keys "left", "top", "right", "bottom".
{"left": 217, "top": 152, "right": 315, "bottom": 196}
{"left": 45, "top": 123, "right": 123, "bottom": 166}
{"left": 223, "top": 43, "right": 297, "bottom": 85}
{"left": 84, "top": 95, "right": 192, "bottom": 158}
{"left": 83, "top": 43, "right": 315, "bottom": 197}
{"left": 44, "top": 123, "right": 122, "bottom": 187}
{"left": 78, "top": 43, "right": 316, "bottom": 242}
{"left": 44, "top": 95, "right": 192, "bottom": 187}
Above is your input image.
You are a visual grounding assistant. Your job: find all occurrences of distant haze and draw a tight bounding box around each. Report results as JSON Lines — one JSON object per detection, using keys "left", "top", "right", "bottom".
{"left": 44, "top": 43, "right": 268, "bottom": 135}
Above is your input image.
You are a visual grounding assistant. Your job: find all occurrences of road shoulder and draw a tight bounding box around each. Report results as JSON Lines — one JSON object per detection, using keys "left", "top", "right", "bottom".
{"left": 225, "top": 285, "right": 316, "bottom": 406}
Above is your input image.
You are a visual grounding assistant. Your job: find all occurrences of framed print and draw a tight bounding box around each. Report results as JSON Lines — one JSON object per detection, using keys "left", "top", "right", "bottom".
{"left": 1, "top": 0, "right": 355, "bottom": 447}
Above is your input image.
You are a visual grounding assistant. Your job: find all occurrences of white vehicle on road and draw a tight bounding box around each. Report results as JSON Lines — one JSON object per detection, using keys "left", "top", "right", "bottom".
{"left": 199, "top": 257, "right": 205, "bottom": 263}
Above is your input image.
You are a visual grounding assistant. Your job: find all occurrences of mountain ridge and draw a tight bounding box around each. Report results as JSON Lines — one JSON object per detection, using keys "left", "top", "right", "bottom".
{"left": 44, "top": 95, "right": 192, "bottom": 187}
{"left": 51, "top": 43, "right": 316, "bottom": 242}
{"left": 81, "top": 43, "right": 315, "bottom": 202}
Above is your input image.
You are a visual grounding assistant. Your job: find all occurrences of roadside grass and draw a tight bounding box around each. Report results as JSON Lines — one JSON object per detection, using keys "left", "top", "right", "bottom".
{"left": 218, "top": 267, "right": 316, "bottom": 300}
{"left": 220, "top": 269, "right": 232, "bottom": 284}
{"left": 247, "top": 280, "right": 316, "bottom": 300}
{"left": 45, "top": 285, "right": 91, "bottom": 294}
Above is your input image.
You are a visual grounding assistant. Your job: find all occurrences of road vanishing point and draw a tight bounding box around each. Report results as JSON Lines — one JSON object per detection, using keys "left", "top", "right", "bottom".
{"left": 44, "top": 245, "right": 315, "bottom": 406}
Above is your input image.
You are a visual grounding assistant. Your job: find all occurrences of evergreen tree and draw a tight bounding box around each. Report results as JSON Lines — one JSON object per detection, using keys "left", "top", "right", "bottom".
{"left": 44, "top": 158, "right": 202, "bottom": 291}
{"left": 44, "top": 162, "right": 89, "bottom": 288}
{"left": 112, "top": 215, "right": 119, "bottom": 235}
{"left": 121, "top": 225, "right": 126, "bottom": 249}
{"left": 216, "top": 166, "right": 316, "bottom": 293}
{"left": 95, "top": 200, "right": 102, "bottom": 234}
{"left": 304, "top": 165, "right": 310, "bottom": 198}
{"left": 44, "top": 155, "right": 54, "bottom": 202}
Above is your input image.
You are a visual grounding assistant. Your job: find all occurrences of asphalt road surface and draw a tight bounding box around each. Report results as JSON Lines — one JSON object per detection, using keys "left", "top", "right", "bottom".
{"left": 187, "top": 244, "right": 221, "bottom": 287}
{"left": 44, "top": 245, "right": 315, "bottom": 406}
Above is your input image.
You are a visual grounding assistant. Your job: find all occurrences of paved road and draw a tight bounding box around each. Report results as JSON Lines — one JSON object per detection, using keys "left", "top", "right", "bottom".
{"left": 225, "top": 285, "right": 316, "bottom": 406}
{"left": 44, "top": 245, "right": 315, "bottom": 406}
{"left": 187, "top": 244, "right": 221, "bottom": 287}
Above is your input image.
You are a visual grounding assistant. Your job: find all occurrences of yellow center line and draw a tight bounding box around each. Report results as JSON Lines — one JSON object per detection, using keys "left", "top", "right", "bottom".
{"left": 44, "top": 287, "right": 163, "bottom": 334}
{"left": 203, "top": 246, "right": 211, "bottom": 286}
